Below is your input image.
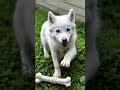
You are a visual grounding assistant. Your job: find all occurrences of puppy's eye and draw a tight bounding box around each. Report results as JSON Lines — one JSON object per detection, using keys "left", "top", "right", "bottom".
{"left": 56, "top": 29, "right": 60, "bottom": 33}
{"left": 67, "top": 28, "right": 70, "bottom": 32}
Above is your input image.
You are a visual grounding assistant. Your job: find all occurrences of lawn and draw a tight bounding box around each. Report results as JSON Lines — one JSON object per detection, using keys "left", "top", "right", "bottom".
{"left": 35, "top": 8, "right": 85, "bottom": 90}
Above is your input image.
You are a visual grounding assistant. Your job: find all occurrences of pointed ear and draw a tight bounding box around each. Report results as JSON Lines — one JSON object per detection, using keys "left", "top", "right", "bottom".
{"left": 48, "top": 11, "right": 56, "bottom": 24}
{"left": 67, "top": 9, "right": 75, "bottom": 23}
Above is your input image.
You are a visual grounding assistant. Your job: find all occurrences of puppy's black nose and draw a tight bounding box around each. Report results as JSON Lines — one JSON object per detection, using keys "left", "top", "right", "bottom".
{"left": 62, "top": 39, "right": 67, "bottom": 43}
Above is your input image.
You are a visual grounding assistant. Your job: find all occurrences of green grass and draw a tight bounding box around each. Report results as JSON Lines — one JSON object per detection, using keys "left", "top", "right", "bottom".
{"left": 35, "top": 8, "right": 85, "bottom": 90}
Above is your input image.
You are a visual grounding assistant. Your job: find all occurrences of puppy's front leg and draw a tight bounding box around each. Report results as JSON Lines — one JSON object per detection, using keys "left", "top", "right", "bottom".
{"left": 61, "top": 46, "right": 76, "bottom": 67}
{"left": 51, "top": 50, "right": 61, "bottom": 77}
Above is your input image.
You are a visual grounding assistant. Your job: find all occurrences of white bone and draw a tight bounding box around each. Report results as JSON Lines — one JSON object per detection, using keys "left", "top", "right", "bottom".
{"left": 35, "top": 73, "right": 71, "bottom": 87}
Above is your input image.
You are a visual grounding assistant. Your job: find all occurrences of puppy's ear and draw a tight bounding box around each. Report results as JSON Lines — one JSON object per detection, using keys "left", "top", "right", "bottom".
{"left": 48, "top": 11, "right": 56, "bottom": 24}
{"left": 67, "top": 9, "right": 75, "bottom": 23}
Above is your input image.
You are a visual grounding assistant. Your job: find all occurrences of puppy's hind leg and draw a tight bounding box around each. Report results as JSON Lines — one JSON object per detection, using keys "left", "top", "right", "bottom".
{"left": 41, "top": 33, "right": 49, "bottom": 58}
{"left": 43, "top": 44, "right": 50, "bottom": 58}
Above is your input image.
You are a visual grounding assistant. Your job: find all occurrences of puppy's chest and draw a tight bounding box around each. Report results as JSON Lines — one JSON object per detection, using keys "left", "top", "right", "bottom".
{"left": 57, "top": 47, "right": 68, "bottom": 53}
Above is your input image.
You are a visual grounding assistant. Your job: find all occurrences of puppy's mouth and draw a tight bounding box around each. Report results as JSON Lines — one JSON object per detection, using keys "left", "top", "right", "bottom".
{"left": 57, "top": 40, "right": 68, "bottom": 47}
{"left": 61, "top": 42, "right": 68, "bottom": 47}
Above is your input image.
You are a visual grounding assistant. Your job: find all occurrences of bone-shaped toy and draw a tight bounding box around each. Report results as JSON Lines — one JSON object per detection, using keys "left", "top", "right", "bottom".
{"left": 35, "top": 73, "right": 71, "bottom": 87}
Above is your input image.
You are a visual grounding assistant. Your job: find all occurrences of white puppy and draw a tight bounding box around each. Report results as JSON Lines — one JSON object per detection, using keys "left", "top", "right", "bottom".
{"left": 40, "top": 9, "right": 77, "bottom": 77}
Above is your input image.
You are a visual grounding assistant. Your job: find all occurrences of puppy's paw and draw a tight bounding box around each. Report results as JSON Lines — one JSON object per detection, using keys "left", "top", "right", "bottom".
{"left": 53, "top": 71, "right": 61, "bottom": 78}
{"left": 60, "top": 60, "right": 70, "bottom": 68}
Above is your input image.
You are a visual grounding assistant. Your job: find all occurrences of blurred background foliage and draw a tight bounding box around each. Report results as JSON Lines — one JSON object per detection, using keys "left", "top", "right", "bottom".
{"left": 0, "top": 0, "right": 34, "bottom": 90}
{"left": 88, "top": 0, "right": 120, "bottom": 90}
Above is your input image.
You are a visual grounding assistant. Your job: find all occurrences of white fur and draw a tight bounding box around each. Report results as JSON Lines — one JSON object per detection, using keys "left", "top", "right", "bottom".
{"left": 40, "top": 9, "right": 77, "bottom": 77}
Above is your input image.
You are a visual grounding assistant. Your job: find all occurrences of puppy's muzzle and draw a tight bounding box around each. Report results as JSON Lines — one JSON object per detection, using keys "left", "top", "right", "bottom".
{"left": 61, "top": 39, "right": 67, "bottom": 47}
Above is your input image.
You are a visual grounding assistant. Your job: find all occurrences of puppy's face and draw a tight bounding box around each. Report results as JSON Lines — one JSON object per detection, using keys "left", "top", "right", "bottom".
{"left": 48, "top": 9, "right": 76, "bottom": 47}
